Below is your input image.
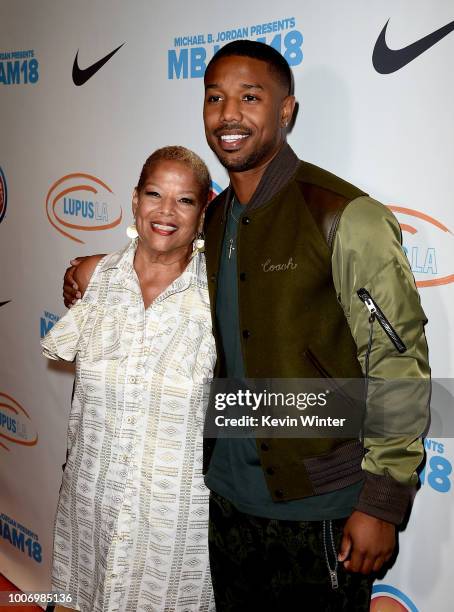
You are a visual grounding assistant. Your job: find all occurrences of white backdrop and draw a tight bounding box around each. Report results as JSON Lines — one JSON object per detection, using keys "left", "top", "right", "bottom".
{"left": 1, "top": 2, "right": 453, "bottom": 610}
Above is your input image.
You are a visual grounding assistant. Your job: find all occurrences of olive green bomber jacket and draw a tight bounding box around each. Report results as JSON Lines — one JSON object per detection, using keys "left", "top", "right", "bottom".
{"left": 203, "top": 144, "right": 430, "bottom": 525}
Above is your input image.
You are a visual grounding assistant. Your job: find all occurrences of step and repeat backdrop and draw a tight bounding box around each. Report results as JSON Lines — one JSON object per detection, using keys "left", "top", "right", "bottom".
{"left": 1, "top": 1, "right": 453, "bottom": 610}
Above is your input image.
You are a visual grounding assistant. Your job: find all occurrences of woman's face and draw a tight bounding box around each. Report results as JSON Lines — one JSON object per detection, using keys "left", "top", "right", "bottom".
{"left": 132, "top": 160, "right": 205, "bottom": 257}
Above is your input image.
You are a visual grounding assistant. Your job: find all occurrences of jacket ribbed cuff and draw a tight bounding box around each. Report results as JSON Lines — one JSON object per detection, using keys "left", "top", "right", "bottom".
{"left": 355, "top": 471, "right": 415, "bottom": 525}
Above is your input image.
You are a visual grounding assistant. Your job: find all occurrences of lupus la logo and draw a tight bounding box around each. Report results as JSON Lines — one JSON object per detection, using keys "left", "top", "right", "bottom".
{"left": 371, "top": 584, "right": 418, "bottom": 611}
{"left": 0, "top": 166, "right": 7, "bottom": 224}
{"left": 389, "top": 206, "right": 454, "bottom": 288}
{"left": 0, "top": 392, "right": 38, "bottom": 451}
{"left": 46, "top": 173, "right": 122, "bottom": 243}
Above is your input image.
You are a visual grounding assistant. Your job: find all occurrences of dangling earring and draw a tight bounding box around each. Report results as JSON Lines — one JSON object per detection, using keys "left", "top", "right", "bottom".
{"left": 190, "top": 232, "right": 205, "bottom": 259}
{"left": 126, "top": 223, "right": 138, "bottom": 239}
{"left": 194, "top": 232, "right": 205, "bottom": 252}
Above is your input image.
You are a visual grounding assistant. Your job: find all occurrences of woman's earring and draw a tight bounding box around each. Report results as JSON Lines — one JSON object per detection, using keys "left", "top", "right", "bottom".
{"left": 190, "top": 232, "right": 205, "bottom": 259}
{"left": 194, "top": 232, "right": 205, "bottom": 252}
{"left": 126, "top": 223, "right": 138, "bottom": 239}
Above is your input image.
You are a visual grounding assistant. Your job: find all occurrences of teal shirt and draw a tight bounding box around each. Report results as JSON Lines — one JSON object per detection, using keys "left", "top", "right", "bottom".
{"left": 204, "top": 196, "right": 362, "bottom": 520}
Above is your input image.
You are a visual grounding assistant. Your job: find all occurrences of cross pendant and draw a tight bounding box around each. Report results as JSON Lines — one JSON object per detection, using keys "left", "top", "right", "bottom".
{"left": 228, "top": 238, "right": 235, "bottom": 259}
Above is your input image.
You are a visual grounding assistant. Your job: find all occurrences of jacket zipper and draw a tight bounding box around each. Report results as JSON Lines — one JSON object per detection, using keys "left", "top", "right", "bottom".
{"left": 357, "top": 288, "right": 407, "bottom": 353}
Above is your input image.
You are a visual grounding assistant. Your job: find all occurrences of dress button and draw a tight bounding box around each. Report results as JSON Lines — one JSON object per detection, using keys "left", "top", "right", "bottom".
{"left": 275, "top": 489, "right": 284, "bottom": 499}
{"left": 260, "top": 442, "right": 269, "bottom": 451}
{"left": 242, "top": 329, "right": 251, "bottom": 339}
{"left": 210, "top": 274, "right": 216, "bottom": 282}
{"left": 240, "top": 272, "right": 246, "bottom": 281}
{"left": 242, "top": 216, "right": 251, "bottom": 225}
{"left": 266, "top": 467, "right": 275, "bottom": 475}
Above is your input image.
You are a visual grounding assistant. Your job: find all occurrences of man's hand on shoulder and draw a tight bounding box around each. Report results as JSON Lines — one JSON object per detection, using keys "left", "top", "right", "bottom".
{"left": 63, "top": 255, "right": 105, "bottom": 308}
{"left": 338, "top": 510, "right": 395, "bottom": 574}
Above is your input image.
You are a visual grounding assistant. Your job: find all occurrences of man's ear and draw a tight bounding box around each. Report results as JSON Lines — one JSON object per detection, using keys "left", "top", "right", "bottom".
{"left": 281, "top": 95, "right": 296, "bottom": 127}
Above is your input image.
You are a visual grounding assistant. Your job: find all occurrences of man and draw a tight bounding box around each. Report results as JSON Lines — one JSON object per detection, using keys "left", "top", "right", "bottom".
{"left": 64, "top": 41, "right": 430, "bottom": 610}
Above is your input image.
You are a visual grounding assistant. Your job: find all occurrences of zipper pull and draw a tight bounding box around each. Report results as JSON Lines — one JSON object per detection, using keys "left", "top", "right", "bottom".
{"left": 357, "top": 288, "right": 407, "bottom": 353}
{"left": 363, "top": 297, "right": 376, "bottom": 320}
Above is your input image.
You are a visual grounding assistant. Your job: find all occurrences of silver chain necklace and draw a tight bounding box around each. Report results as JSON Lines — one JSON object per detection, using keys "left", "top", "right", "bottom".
{"left": 227, "top": 197, "right": 241, "bottom": 259}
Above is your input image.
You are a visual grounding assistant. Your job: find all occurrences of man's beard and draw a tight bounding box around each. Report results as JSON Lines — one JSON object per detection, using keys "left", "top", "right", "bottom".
{"left": 209, "top": 132, "right": 280, "bottom": 173}
{"left": 215, "top": 148, "right": 265, "bottom": 172}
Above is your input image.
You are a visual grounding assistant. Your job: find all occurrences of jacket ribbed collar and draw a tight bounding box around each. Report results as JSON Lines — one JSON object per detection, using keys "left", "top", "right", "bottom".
{"left": 221, "top": 142, "right": 300, "bottom": 218}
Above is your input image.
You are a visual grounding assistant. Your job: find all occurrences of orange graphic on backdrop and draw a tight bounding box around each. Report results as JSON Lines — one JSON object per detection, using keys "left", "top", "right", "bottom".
{"left": 46, "top": 173, "right": 122, "bottom": 243}
{"left": 0, "top": 392, "right": 38, "bottom": 450}
{"left": 389, "top": 205, "right": 454, "bottom": 287}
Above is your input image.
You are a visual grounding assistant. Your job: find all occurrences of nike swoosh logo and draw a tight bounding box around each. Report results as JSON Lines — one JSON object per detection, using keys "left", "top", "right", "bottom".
{"left": 373, "top": 18, "right": 454, "bottom": 74}
{"left": 0, "top": 300, "right": 10, "bottom": 308}
{"left": 72, "top": 43, "right": 125, "bottom": 86}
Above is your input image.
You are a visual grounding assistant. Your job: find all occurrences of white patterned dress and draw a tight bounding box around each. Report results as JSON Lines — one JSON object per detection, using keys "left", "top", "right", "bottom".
{"left": 42, "top": 240, "right": 216, "bottom": 612}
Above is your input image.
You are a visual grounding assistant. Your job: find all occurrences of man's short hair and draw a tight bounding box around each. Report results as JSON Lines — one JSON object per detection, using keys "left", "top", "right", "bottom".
{"left": 205, "top": 40, "right": 292, "bottom": 95}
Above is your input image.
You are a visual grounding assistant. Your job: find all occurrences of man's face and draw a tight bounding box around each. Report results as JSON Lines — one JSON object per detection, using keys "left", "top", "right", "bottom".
{"left": 203, "top": 55, "right": 294, "bottom": 172}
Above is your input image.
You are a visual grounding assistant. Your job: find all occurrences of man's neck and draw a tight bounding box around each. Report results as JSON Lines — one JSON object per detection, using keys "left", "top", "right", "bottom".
{"left": 228, "top": 143, "right": 285, "bottom": 205}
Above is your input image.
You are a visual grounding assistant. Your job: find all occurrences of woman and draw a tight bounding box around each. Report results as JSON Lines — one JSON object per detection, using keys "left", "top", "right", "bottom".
{"left": 42, "top": 146, "right": 216, "bottom": 611}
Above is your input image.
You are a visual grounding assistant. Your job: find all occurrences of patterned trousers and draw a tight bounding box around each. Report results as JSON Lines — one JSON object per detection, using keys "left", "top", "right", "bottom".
{"left": 208, "top": 491, "right": 374, "bottom": 612}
